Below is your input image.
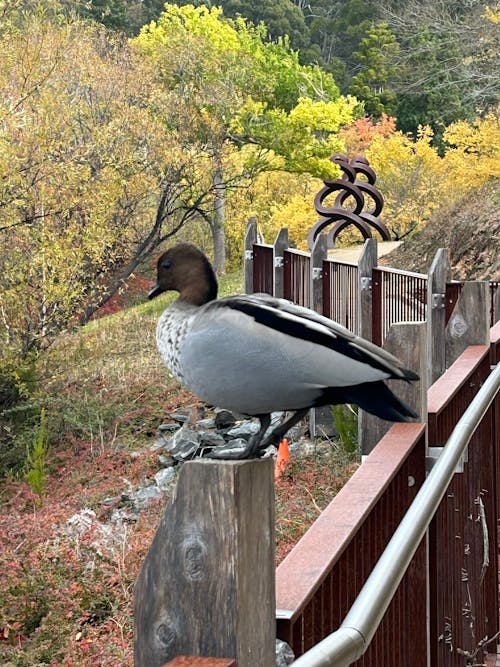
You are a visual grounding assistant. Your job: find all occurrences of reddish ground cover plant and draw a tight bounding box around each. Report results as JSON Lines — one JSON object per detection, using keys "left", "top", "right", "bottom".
{"left": 1, "top": 271, "right": 356, "bottom": 666}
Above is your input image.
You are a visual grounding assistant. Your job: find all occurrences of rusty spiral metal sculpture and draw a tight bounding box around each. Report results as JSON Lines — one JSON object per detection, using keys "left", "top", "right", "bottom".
{"left": 307, "top": 154, "right": 390, "bottom": 250}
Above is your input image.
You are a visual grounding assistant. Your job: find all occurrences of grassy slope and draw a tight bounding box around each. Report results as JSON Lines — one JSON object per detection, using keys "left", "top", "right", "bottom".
{"left": 0, "top": 269, "right": 356, "bottom": 667}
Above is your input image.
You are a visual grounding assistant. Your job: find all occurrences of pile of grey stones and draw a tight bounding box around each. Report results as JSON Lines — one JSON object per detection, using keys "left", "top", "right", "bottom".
{"left": 151, "top": 406, "right": 289, "bottom": 462}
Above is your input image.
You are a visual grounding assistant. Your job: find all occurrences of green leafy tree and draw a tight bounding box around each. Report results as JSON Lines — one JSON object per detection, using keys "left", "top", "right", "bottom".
{"left": 134, "top": 4, "right": 358, "bottom": 272}
{"left": 167, "top": 0, "right": 312, "bottom": 53}
{"left": 348, "top": 22, "right": 399, "bottom": 118}
{"left": 382, "top": 0, "right": 499, "bottom": 140}
{"left": 0, "top": 5, "right": 221, "bottom": 366}
{"left": 305, "top": 0, "right": 379, "bottom": 89}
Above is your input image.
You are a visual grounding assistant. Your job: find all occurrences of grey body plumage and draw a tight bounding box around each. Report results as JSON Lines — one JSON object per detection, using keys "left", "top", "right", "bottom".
{"left": 149, "top": 243, "right": 419, "bottom": 459}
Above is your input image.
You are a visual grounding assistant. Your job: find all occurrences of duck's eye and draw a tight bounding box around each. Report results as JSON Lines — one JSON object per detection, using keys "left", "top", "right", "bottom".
{"left": 161, "top": 259, "right": 171, "bottom": 270}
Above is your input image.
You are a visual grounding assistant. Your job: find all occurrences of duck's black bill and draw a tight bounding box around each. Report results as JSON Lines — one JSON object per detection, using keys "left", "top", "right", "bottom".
{"left": 148, "top": 283, "right": 165, "bottom": 300}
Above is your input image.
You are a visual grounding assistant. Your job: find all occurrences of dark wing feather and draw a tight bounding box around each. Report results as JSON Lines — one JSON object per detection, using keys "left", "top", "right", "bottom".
{"left": 213, "top": 294, "right": 419, "bottom": 382}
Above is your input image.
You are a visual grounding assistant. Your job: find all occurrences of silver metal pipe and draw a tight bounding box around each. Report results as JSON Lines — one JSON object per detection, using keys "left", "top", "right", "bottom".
{"left": 293, "top": 362, "right": 500, "bottom": 667}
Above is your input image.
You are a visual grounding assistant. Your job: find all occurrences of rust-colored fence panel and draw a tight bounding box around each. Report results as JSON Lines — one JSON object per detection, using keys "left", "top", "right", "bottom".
{"left": 164, "top": 659, "right": 236, "bottom": 666}
{"left": 252, "top": 243, "right": 274, "bottom": 295}
{"left": 372, "top": 267, "right": 427, "bottom": 346}
{"left": 276, "top": 423, "right": 427, "bottom": 665}
{"left": 428, "top": 347, "right": 498, "bottom": 667}
{"left": 490, "top": 281, "right": 499, "bottom": 325}
{"left": 322, "top": 260, "right": 359, "bottom": 332}
{"left": 283, "top": 249, "right": 311, "bottom": 308}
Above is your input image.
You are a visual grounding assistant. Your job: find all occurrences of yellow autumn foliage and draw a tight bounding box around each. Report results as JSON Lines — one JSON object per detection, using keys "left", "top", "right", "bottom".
{"left": 365, "top": 112, "right": 499, "bottom": 240}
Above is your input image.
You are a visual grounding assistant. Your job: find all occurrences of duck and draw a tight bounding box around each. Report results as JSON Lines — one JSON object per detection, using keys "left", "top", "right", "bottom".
{"left": 148, "top": 243, "right": 419, "bottom": 460}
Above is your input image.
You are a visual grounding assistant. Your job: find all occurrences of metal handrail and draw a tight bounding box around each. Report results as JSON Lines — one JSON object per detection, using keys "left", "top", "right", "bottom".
{"left": 292, "top": 362, "right": 500, "bottom": 667}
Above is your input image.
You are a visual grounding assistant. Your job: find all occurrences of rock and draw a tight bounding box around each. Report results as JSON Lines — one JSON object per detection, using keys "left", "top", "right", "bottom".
{"left": 214, "top": 408, "right": 237, "bottom": 429}
{"left": 198, "top": 431, "right": 225, "bottom": 447}
{"left": 154, "top": 467, "right": 176, "bottom": 490}
{"left": 158, "top": 454, "right": 176, "bottom": 468}
{"left": 129, "top": 449, "right": 145, "bottom": 459}
{"left": 101, "top": 496, "right": 120, "bottom": 506}
{"left": 110, "top": 508, "right": 136, "bottom": 524}
{"left": 166, "top": 426, "right": 200, "bottom": 461}
{"left": 260, "top": 444, "right": 277, "bottom": 459}
{"left": 134, "top": 485, "right": 162, "bottom": 509}
{"left": 209, "top": 438, "right": 249, "bottom": 458}
{"left": 150, "top": 437, "right": 168, "bottom": 452}
{"left": 167, "top": 410, "right": 191, "bottom": 423}
{"left": 276, "top": 639, "right": 294, "bottom": 666}
{"left": 226, "top": 421, "right": 260, "bottom": 441}
{"left": 158, "top": 423, "right": 180, "bottom": 433}
{"left": 196, "top": 417, "right": 216, "bottom": 429}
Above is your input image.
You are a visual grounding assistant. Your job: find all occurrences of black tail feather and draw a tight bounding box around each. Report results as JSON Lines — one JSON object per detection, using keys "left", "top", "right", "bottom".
{"left": 320, "top": 381, "right": 418, "bottom": 422}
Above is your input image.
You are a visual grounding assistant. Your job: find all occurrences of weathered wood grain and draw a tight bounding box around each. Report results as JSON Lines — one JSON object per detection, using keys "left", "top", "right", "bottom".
{"left": 445, "top": 281, "right": 490, "bottom": 368}
{"left": 360, "top": 321, "right": 427, "bottom": 455}
{"left": 273, "top": 228, "right": 289, "bottom": 298}
{"left": 427, "top": 249, "right": 451, "bottom": 384}
{"left": 244, "top": 218, "right": 258, "bottom": 295}
{"left": 358, "top": 237, "right": 377, "bottom": 340}
{"left": 134, "top": 458, "right": 275, "bottom": 667}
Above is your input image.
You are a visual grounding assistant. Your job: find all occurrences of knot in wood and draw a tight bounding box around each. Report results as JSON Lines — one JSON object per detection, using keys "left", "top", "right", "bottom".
{"left": 181, "top": 534, "right": 207, "bottom": 581}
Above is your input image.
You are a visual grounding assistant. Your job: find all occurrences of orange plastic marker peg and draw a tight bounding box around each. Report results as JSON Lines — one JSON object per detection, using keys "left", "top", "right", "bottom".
{"left": 274, "top": 438, "right": 290, "bottom": 480}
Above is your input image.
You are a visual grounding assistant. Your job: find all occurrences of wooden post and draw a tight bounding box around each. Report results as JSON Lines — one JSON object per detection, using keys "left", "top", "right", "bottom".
{"left": 445, "top": 281, "right": 490, "bottom": 368}
{"left": 273, "top": 228, "right": 288, "bottom": 298}
{"left": 358, "top": 238, "right": 377, "bottom": 339}
{"left": 134, "top": 459, "right": 275, "bottom": 667}
{"left": 244, "top": 218, "right": 258, "bottom": 294}
{"left": 493, "top": 283, "right": 500, "bottom": 325}
{"left": 309, "top": 234, "right": 331, "bottom": 437}
{"left": 360, "top": 321, "right": 427, "bottom": 455}
{"left": 427, "top": 249, "right": 451, "bottom": 385}
{"left": 311, "top": 233, "right": 327, "bottom": 314}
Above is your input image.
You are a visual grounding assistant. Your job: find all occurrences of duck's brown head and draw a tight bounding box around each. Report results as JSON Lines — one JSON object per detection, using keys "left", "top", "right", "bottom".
{"left": 148, "top": 243, "right": 217, "bottom": 306}
{"left": 148, "top": 244, "right": 218, "bottom": 306}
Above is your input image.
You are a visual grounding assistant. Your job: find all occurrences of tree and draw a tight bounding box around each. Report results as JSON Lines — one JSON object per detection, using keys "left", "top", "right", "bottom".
{"left": 365, "top": 126, "right": 447, "bottom": 240}
{"left": 166, "top": 0, "right": 312, "bottom": 54}
{"left": 379, "top": 0, "right": 499, "bottom": 139}
{"left": 0, "top": 6, "right": 221, "bottom": 366}
{"left": 304, "top": 0, "right": 379, "bottom": 89}
{"left": 65, "top": 0, "right": 167, "bottom": 35}
{"left": 133, "top": 4, "right": 359, "bottom": 272}
{"left": 348, "top": 22, "right": 399, "bottom": 118}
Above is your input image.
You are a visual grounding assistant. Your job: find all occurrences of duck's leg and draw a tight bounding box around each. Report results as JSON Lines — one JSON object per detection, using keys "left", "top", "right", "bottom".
{"left": 207, "top": 414, "right": 271, "bottom": 460}
{"left": 257, "top": 408, "right": 308, "bottom": 453}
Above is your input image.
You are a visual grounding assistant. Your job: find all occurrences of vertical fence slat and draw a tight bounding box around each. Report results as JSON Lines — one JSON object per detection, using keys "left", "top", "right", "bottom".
{"left": 273, "top": 228, "right": 288, "bottom": 298}
{"left": 244, "top": 218, "right": 257, "bottom": 294}
{"left": 360, "top": 321, "right": 427, "bottom": 455}
{"left": 358, "top": 239, "right": 377, "bottom": 339}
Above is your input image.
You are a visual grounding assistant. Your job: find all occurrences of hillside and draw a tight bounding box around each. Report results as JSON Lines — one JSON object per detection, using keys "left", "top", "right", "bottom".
{"left": 0, "top": 270, "right": 356, "bottom": 667}
{"left": 382, "top": 181, "right": 500, "bottom": 280}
